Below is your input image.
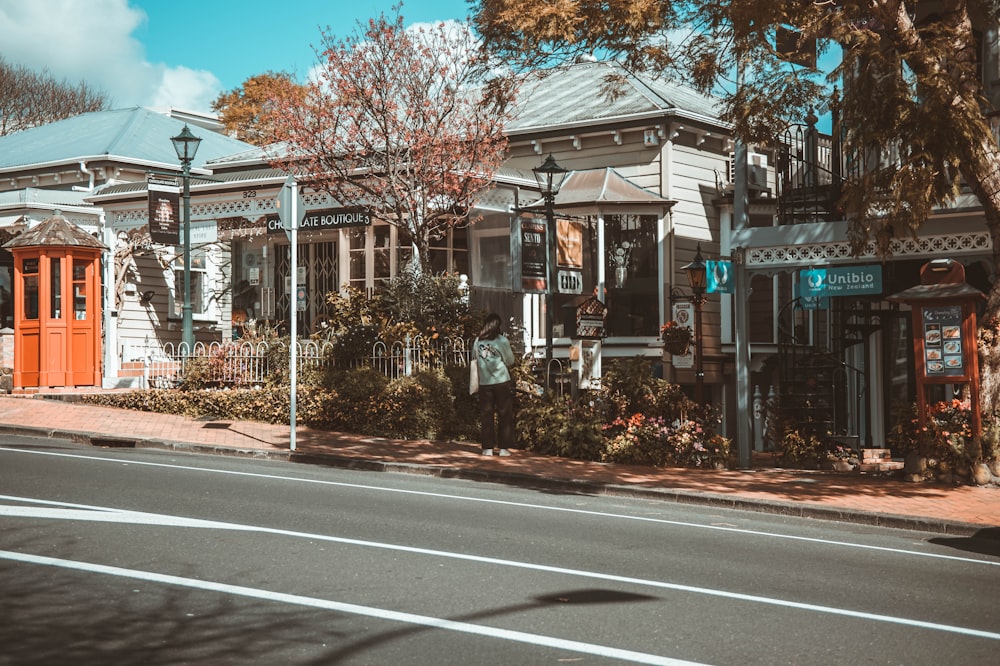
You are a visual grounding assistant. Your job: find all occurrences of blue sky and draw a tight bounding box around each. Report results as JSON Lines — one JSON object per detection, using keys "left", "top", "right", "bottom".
{"left": 0, "top": 0, "right": 471, "bottom": 115}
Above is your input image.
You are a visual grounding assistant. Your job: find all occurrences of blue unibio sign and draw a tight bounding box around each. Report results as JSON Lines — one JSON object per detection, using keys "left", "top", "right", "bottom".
{"left": 706, "top": 260, "right": 734, "bottom": 294}
{"left": 799, "top": 265, "right": 883, "bottom": 298}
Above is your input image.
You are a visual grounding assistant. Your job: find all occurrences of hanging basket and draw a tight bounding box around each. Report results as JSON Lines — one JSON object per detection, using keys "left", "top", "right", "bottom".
{"left": 661, "top": 322, "right": 692, "bottom": 355}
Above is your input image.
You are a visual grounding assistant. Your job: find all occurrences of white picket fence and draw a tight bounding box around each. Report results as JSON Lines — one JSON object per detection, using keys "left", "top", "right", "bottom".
{"left": 119, "top": 335, "right": 471, "bottom": 389}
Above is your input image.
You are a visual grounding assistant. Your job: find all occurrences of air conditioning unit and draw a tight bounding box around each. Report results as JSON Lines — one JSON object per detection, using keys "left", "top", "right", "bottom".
{"left": 728, "top": 152, "right": 770, "bottom": 193}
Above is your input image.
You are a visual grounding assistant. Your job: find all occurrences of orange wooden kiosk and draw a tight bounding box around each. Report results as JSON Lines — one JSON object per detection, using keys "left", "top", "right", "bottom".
{"left": 2, "top": 215, "right": 106, "bottom": 389}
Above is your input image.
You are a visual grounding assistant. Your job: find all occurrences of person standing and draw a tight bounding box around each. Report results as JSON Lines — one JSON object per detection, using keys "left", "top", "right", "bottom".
{"left": 473, "top": 313, "right": 516, "bottom": 456}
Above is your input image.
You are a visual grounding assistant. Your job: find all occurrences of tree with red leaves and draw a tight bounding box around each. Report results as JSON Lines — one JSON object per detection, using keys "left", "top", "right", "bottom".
{"left": 267, "top": 8, "right": 516, "bottom": 271}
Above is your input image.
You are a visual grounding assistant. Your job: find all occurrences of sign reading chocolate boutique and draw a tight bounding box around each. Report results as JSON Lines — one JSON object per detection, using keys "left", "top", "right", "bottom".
{"left": 267, "top": 208, "right": 372, "bottom": 234}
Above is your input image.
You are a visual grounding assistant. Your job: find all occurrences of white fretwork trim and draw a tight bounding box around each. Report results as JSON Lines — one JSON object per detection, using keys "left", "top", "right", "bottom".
{"left": 107, "top": 190, "right": 336, "bottom": 227}
{"left": 746, "top": 231, "right": 992, "bottom": 267}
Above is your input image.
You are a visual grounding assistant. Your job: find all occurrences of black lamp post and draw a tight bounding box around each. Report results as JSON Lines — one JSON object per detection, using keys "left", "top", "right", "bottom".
{"left": 170, "top": 124, "right": 202, "bottom": 351}
{"left": 532, "top": 154, "right": 569, "bottom": 388}
{"left": 682, "top": 244, "right": 707, "bottom": 404}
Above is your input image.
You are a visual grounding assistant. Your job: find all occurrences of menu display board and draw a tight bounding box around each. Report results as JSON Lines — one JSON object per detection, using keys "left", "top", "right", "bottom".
{"left": 922, "top": 305, "right": 964, "bottom": 377}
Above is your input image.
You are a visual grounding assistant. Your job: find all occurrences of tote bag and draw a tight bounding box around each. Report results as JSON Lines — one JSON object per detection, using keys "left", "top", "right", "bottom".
{"left": 469, "top": 339, "right": 480, "bottom": 395}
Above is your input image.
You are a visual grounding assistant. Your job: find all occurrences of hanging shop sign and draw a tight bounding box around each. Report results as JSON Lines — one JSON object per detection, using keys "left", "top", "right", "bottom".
{"left": 799, "top": 264, "right": 882, "bottom": 297}
{"left": 518, "top": 218, "right": 547, "bottom": 293}
{"left": 147, "top": 175, "right": 180, "bottom": 245}
{"left": 267, "top": 208, "right": 371, "bottom": 235}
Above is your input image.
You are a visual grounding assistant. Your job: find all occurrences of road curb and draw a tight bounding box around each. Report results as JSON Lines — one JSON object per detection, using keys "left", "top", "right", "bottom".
{"left": 2, "top": 424, "right": 991, "bottom": 538}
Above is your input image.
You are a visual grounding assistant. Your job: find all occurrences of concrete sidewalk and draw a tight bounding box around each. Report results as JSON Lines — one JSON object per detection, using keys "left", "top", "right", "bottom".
{"left": 1, "top": 395, "right": 998, "bottom": 537}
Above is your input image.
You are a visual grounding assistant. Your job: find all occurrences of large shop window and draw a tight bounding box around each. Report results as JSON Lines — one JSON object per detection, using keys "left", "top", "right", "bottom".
{"left": 604, "top": 214, "right": 658, "bottom": 337}
{"left": 171, "top": 248, "right": 207, "bottom": 318}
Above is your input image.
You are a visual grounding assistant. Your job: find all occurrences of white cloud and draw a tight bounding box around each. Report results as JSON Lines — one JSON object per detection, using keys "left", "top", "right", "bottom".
{"left": 0, "top": 0, "right": 220, "bottom": 113}
{"left": 149, "top": 66, "right": 221, "bottom": 114}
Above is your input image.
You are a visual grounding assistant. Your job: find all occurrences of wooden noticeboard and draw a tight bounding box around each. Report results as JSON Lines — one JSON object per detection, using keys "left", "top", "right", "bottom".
{"left": 888, "top": 259, "right": 985, "bottom": 436}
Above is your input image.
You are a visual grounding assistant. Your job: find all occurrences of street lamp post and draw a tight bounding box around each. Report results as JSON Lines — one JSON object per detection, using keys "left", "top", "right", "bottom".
{"left": 683, "top": 244, "right": 707, "bottom": 404}
{"left": 532, "top": 154, "right": 569, "bottom": 389}
{"left": 170, "top": 124, "right": 202, "bottom": 351}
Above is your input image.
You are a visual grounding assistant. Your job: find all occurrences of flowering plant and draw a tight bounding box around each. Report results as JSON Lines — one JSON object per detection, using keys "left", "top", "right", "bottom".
{"left": 610, "top": 242, "right": 632, "bottom": 269}
{"left": 660, "top": 320, "right": 692, "bottom": 355}
{"left": 600, "top": 413, "right": 732, "bottom": 468}
{"left": 887, "top": 399, "right": 974, "bottom": 464}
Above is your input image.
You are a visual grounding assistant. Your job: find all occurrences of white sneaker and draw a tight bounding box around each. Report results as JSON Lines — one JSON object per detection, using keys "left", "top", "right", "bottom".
{"left": 481, "top": 449, "right": 493, "bottom": 456}
{"left": 498, "top": 449, "right": 511, "bottom": 457}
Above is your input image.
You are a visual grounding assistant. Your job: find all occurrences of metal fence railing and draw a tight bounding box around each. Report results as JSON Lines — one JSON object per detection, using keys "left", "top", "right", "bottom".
{"left": 119, "top": 335, "right": 471, "bottom": 389}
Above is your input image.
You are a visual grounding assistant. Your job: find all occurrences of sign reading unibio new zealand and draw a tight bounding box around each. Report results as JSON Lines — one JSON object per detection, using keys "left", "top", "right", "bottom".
{"left": 799, "top": 265, "right": 883, "bottom": 297}
{"left": 267, "top": 208, "right": 371, "bottom": 235}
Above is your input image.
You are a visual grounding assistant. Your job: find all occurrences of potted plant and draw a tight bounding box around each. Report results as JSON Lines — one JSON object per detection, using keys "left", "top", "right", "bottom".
{"left": 660, "top": 320, "right": 693, "bottom": 355}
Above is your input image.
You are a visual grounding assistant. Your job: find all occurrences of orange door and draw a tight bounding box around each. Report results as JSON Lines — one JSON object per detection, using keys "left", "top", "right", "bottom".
{"left": 39, "top": 253, "right": 68, "bottom": 387}
{"left": 70, "top": 256, "right": 101, "bottom": 386}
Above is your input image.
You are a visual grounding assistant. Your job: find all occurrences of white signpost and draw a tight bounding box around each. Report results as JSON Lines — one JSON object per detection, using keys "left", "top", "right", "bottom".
{"left": 277, "top": 176, "right": 306, "bottom": 450}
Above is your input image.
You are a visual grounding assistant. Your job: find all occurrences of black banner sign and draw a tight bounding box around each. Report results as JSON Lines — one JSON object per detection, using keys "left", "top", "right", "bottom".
{"left": 267, "top": 208, "right": 372, "bottom": 235}
{"left": 147, "top": 176, "right": 180, "bottom": 244}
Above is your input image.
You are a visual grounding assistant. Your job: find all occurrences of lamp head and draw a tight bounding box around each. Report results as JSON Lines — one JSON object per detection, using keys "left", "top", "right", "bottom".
{"left": 170, "top": 124, "right": 202, "bottom": 165}
{"left": 532, "top": 154, "right": 569, "bottom": 197}
{"left": 683, "top": 244, "right": 707, "bottom": 294}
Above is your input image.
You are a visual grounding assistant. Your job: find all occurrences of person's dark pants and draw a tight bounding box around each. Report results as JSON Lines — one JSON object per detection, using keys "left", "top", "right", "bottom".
{"left": 479, "top": 380, "right": 514, "bottom": 451}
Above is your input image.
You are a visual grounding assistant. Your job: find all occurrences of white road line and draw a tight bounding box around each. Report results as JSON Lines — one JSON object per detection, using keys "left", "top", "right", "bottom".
{"left": 0, "top": 549, "right": 706, "bottom": 666}
{"left": 1, "top": 446, "right": 996, "bottom": 569}
{"left": 2, "top": 497, "right": 999, "bottom": 641}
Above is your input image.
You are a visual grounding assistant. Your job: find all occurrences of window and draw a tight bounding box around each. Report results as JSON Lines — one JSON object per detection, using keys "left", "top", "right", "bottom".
{"left": 73, "top": 260, "right": 88, "bottom": 320}
{"left": 348, "top": 226, "right": 367, "bottom": 290}
{"left": 50, "top": 256, "right": 62, "bottom": 319}
{"left": 604, "top": 214, "right": 658, "bottom": 337}
{"left": 171, "top": 248, "right": 208, "bottom": 318}
{"left": 22, "top": 258, "right": 38, "bottom": 320}
{"left": 429, "top": 226, "right": 469, "bottom": 276}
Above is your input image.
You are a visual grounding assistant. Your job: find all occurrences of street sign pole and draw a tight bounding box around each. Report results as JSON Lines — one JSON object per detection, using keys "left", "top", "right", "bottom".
{"left": 277, "top": 176, "right": 304, "bottom": 451}
{"left": 290, "top": 182, "right": 298, "bottom": 452}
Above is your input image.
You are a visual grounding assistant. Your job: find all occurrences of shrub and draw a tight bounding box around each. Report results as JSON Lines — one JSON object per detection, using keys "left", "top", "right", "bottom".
{"left": 373, "top": 369, "right": 453, "bottom": 439}
{"left": 327, "top": 366, "right": 389, "bottom": 432}
{"left": 441, "top": 363, "right": 480, "bottom": 441}
{"left": 515, "top": 392, "right": 605, "bottom": 460}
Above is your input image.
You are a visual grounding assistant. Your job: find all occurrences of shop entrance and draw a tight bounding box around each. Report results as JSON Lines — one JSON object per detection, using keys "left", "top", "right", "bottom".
{"left": 275, "top": 240, "right": 338, "bottom": 332}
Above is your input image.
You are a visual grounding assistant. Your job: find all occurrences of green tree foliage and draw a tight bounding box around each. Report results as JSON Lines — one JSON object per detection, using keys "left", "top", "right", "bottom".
{"left": 0, "top": 57, "right": 109, "bottom": 135}
{"left": 321, "top": 271, "right": 481, "bottom": 362}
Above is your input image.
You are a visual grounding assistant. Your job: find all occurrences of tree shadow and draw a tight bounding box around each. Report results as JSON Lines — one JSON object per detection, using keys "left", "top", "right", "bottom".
{"left": 928, "top": 527, "right": 1000, "bottom": 557}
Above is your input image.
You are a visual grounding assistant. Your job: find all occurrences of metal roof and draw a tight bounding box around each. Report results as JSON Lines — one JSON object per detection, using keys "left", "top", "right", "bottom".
{"left": 507, "top": 60, "right": 723, "bottom": 133}
{"left": 0, "top": 107, "right": 254, "bottom": 172}
{"left": 2, "top": 214, "right": 106, "bottom": 250}
{"left": 521, "top": 168, "right": 676, "bottom": 210}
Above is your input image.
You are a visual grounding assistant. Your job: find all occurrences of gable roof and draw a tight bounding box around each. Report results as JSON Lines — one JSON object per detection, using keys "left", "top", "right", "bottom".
{"left": 0, "top": 107, "right": 254, "bottom": 172}
{"left": 508, "top": 60, "right": 723, "bottom": 134}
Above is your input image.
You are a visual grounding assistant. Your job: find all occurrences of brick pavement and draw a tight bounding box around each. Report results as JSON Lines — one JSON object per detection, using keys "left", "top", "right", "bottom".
{"left": 1, "top": 395, "right": 998, "bottom": 536}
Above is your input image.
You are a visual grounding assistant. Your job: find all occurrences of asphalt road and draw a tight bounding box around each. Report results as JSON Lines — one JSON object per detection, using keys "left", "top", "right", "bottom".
{"left": 2, "top": 434, "right": 999, "bottom": 665}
